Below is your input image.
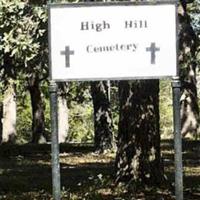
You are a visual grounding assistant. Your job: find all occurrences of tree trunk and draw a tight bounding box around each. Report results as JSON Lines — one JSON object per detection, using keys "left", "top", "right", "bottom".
{"left": 28, "top": 76, "right": 46, "bottom": 143}
{"left": 178, "top": 4, "right": 200, "bottom": 138}
{"left": 91, "top": 81, "right": 114, "bottom": 153}
{"left": 57, "top": 83, "right": 69, "bottom": 143}
{"left": 2, "top": 80, "right": 17, "bottom": 143}
{"left": 115, "top": 80, "right": 163, "bottom": 186}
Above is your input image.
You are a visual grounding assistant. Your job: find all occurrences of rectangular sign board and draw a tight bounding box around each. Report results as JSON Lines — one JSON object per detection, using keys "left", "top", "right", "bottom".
{"left": 49, "top": 2, "right": 177, "bottom": 81}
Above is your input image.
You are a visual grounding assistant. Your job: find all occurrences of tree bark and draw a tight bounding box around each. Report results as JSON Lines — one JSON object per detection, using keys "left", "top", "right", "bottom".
{"left": 2, "top": 80, "right": 17, "bottom": 143}
{"left": 57, "top": 83, "right": 69, "bottom": 143}
{"left": 28, "top": 75, "right": 46, "bottom": 143}
{"left": 115, "top": 80, "right": 163, "bottom": 186}
{"left": 178, "top": 4, "right": 200, "bottom": 138}
{"left": 91, "top": 81, "right": 114, "bottom": 153}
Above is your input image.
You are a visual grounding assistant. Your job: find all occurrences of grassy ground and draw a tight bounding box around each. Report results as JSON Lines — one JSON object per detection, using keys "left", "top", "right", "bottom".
{"left": 0, "top": 139, "right": 200, "bottom": 200}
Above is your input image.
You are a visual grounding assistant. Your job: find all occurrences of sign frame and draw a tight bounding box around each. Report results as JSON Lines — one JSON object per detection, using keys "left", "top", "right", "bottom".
{"left": 48, "top": 1, "right": 179, "bottom": 82}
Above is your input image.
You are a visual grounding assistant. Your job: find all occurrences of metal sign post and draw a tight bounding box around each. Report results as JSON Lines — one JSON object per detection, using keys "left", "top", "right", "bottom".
{"left": 48, "top": 0, "right": 61, "bottom": 199}
{"left": 172, "top": 77, "right": 183, "bottom": 200}
{"left": 49, "top": 81, "right": 61, "bottom": 200}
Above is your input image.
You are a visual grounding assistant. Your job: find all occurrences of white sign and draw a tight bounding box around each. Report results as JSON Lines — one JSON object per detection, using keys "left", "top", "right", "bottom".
{"left": 49, "top": 3, "right": 177, "bottom": 81}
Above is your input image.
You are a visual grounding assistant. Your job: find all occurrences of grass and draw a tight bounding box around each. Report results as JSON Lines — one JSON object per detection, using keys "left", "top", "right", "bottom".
{"left": 0, "top": 139, "right": 200, "bottom": 199}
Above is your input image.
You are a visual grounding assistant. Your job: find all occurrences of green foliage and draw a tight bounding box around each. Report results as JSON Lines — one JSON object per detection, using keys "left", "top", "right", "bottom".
{"left": 15, "top": 80, "right": 94, "bottom": 143}
{"left": 16, "top": 91, "right": 32, "bottom": 143}
{"left": 0, "top": 0, "right": 48, "bottom": 80}
{"left": 68, "top": 82, "right": 94, "bottom": 143}
{"left": 188, "top": 0, "right": 200, "bottom": 34}
{"left": 1, "top": 0, "right": 47, "bottom": 59}
{"left": 0, "top": 0, "right": 49, "bottom": 143}
{"left": 159, "top": 80, "right": 173, "bottom": 138}
{"left": 69, "top": 102, "right": 94, "bottom": 143}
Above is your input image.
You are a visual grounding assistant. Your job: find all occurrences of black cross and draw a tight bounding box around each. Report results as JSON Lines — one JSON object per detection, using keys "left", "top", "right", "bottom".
{"left": 146, "top": 42, "right": 160, "bottom": 64}
{"left": 61, "top": 46, "right": 74, "bottom": 68}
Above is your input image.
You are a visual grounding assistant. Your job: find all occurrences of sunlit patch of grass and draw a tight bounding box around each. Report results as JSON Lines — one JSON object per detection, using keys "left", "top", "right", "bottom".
{"left": 60, "top": 152, "right": 115, "bottom": 166}
{"left": 184, "top": 166, "right": 200, "bottom": 175}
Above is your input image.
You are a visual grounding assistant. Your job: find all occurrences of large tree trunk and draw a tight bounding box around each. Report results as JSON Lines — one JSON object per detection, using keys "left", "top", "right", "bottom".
{"left": 91, "top": 81, "right": 114, "bottom": 153}
{"left": 57, "top": 83, "right": 69, "bottom": 143}
{"left": 2, "top": 80, "right": 17, "bottom": 143}
{"left": 179, "top": 4, "right": 200, "bottom": 138}
{"left": 115, "top": 80, "right": 163, "bottom": 186}
{"left": 28, "top": 76, "right": 46, "bottom": 143}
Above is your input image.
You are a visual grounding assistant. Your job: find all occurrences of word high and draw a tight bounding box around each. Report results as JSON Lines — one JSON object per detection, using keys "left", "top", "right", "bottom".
{"left": 80, "top": 21, "right": 110, "bottom": 32}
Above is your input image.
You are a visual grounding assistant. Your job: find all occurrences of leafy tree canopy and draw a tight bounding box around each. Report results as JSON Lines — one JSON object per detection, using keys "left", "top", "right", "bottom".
{"left": 0, "top": 0, "right": 48, "bottom": 82}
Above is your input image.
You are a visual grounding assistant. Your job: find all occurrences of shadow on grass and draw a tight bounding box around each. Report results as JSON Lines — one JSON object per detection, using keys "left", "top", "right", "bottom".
{"left": 0, "top": 144, "right": 114, "bottom": 199}
{"left": 0, "top": 143, "right": 95, "bottom": 157}
{"left": 0, "top": 156, "right": 52, "bottom": 194}
{"left": 162, "top": 139, "right": 200, "bottom": 200}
